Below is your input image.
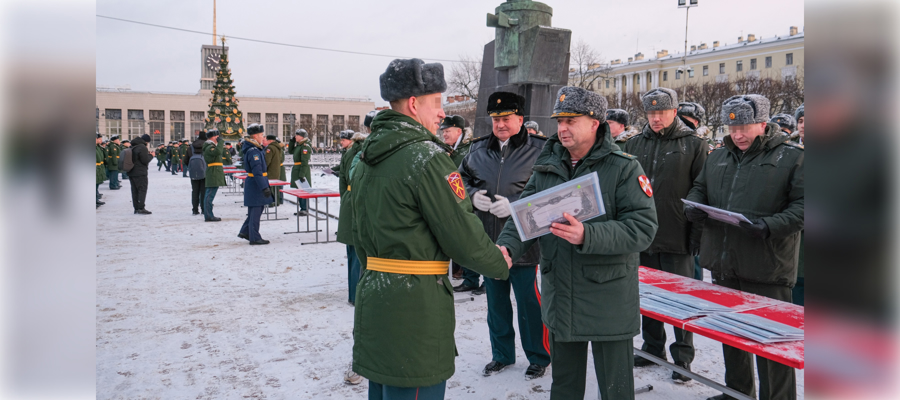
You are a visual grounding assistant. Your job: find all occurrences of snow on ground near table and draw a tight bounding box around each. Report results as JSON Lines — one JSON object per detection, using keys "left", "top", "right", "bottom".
{"left": 97, "top": 168, "right": 803, "bottom": 399}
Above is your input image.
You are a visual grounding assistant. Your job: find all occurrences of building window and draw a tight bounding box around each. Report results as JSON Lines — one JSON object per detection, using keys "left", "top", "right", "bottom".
{"left": 605, "top": 80, "right": 610, "bottom": 88}
{"left": 299, "top": 114, "right": 313, "bottom": 131}
{"left": 635, "top": 75, "right": 640, "bottom": 84}
{"left": 248, "top": 113, "right": 261, "bottom": 124}
{"left": 675, "top": 70, "right": 682, "bottom": 80}
{"left": 786, "top": 53, "right": 793, "bottom": 65}
{"left": 348, "top": 115, "right": 360, "bottom": 130}
{"left": 750, "top": 58, "right": 757, "bottom": 70}
{"left": 148, "top": 110, "right": 165, "bottom": 147}
{"left": 765, "top": 56, "right": 773, "bottom": 68}
{"left": 105, "top": 109, "right": 122, "bottom": 138}
{"left": 190, "top": 111, "right": 205, "bottom": 138}
{"left": 265, "top": 113, "right": 278, "bottom": 140}
{"left": 663, "top": 71, "right": 668, "bottom": 81}
{"left": 170, "top": 111, "right": 185, "bottom": 141}
{"left": 282, "top": 113, "right": 296, "bottom": 142}
{"left": 719, "top": 63, "right": 725, "bottom": 74}
{"left": 703, "top": 65, "right": 709, "bottom": 76}
{"left": 736, "top": 60, "right": 743, "bottom": 72}
{"left": 688, "top": 69, "right": 695, "bottom": 78}
{"left": 127, "top": 109, "right": 144, "bottom": 141}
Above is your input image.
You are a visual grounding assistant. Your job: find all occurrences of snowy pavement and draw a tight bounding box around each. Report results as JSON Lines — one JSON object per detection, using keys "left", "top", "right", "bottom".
{"left": 96, "top": 167, "right": 803, "bottom": 399}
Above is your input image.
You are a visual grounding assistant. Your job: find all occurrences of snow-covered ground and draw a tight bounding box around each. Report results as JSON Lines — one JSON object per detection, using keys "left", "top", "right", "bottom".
{"left": 96, "top": 167, "right": 803, "bottom": 399}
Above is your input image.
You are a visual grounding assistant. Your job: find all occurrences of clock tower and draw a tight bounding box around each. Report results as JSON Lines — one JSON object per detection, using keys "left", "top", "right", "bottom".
{"left": 200, "top": 44, "right": 228, "bottom": 91}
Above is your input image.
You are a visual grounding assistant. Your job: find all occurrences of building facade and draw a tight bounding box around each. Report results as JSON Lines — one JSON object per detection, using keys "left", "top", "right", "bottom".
{"left": 574, "top": 26, "right": 804, "bottom": 104}
{"left": 96, "top": 89, "right": 375, "bottom": 149}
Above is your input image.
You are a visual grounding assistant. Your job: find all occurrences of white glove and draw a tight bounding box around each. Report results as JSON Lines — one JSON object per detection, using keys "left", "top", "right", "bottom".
{"left": 472, "top": 189, "right": 492, "bottom": 212}
{"left": 490, "top": 194, "right": 511, "bottom": 218}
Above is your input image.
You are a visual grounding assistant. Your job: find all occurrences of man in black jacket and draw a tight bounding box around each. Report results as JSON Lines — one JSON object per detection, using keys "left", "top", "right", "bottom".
{"left": 625, "top": 88, "right": 708, "bottom": 380}
{"left": 129, "top": 134, "right": 155, "bottom": 214}
{"left": 459, "top": 91, "right": 550, "bottom": 380}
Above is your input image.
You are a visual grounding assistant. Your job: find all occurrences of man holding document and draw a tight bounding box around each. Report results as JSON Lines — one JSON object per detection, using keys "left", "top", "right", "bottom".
{"left": 496, "top": 86, "right": 658, "bottom": 400}
{"left": 684, "top": 94, "right": 804, "bottom": 400}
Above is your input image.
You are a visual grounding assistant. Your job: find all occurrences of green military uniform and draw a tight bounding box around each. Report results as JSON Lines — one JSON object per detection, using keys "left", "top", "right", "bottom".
{"left": 264, "top": 140, "right": 285, "bottom": 204}
{"left": 105, "top": 141, "right": 120, "bottom": 189}
{"left": 496, "top": 87, "right": 659, "bottom": 400}
{"left": 288, "top": 138, "right": 313, "bottom": 188}
{"left": 96, "top": 142, "right": 106, "bottom": 202}
{"left": 449, "top": 139, "right": 471, "bottom": 168}
{"left": 350, "top": 109, "right": 511, "bottom": 388}
{"left": 337, "top": 136, "right": 364, "bottom": 303}
{"left": 223, "top": 146, "right": 234, "bottom": 165}
{"left": 156, "top": 146, "right": 167, "bottom": 170}
{"left": 204, "top": 139, "right": 227, "bottom": 187}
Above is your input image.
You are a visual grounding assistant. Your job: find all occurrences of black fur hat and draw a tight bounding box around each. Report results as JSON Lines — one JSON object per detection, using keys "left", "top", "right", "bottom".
{"left": 247, "top": 123, "right": 264, "bottom": 135}
{"left": 439, "top": 115, "right": 466, "bottom": 130}
{"left": 379, "top": 58, "right": 447, "bottom": 102}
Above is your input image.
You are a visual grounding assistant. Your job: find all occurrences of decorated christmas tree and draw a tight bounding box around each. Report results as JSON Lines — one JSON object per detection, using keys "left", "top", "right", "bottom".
{"left": 205, "top": 38, "right": 244, "bottom": 139}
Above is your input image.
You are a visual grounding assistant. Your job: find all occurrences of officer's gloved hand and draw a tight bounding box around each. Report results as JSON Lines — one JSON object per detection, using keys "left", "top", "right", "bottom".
{"left": 262, "top": 187, "right": 272, "bottom": 199}
{"left": 690, "top": 242, "right": 701, "bottom": 256}
{"left": 472, "top": 190, "right": 492, "bottom": 212}
{"left": 739, "top": 219, "right": 770, "bottom": 239}
{"left": 490, "top": 195, "right": 511, "bottom": 218}
{"left": 684, "top": 205, "right": 708, "bottom": 223}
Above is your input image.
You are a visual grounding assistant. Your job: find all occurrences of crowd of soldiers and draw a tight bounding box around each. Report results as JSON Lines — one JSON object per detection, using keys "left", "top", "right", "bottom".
{"left": 322, "top": 58, "right": 803, "bottom": 400}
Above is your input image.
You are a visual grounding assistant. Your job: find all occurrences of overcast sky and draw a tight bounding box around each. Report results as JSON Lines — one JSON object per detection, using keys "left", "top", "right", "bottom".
{"left": 96, "top": 0, "right": 804, "bottom": 106}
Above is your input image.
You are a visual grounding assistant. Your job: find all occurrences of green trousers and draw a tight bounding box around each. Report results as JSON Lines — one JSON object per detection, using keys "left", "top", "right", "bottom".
{"left": 549, "top": 332, "right": 635, "bottom": 400}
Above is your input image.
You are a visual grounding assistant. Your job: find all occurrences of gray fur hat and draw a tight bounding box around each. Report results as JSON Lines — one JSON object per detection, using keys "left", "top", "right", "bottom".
{"left": 524, "top": 121, "right": 539, "bottom": 131}
{"left": 605, "top": 108, "right": 629, "bottom": 126}
{"left": 677, "top": 102, "right": 705, "bottom": 122}
{"left": 641, "top": 88, "right": 678, "bottom": 111}
{"left": 339, "top": 130, "right": 355, "bottom": 140}
{"left": 551, "top": 86, "right": 607, "bottom": 121}
{"left": 294, "top": 128, "right": 308, "bottom": 138}
{"left": 794, "top": 103, "right": 804, "bottom": 121}
{"left": 379, "top": 58, "right": 446, "bottom": 102}
{"left": 770, "top": 114, "right": 797, "bottom": 132}
{"left": 721, "top": 94, "right": 770, "bottom": 126}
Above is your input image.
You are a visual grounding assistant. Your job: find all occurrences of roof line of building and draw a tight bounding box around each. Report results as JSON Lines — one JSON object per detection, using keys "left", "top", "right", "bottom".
{"left": 96, "top": 88, "right": 372, "bottom": 103}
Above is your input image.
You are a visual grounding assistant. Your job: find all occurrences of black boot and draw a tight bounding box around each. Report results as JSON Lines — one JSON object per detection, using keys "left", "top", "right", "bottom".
{"left": 672, "top": 361, "right": 692, "bottom": 382}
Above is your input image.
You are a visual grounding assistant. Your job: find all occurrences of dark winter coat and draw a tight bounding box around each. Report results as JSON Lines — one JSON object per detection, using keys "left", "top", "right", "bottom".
{"left": 105, "top": 143, "right": 120, "bottom": 171}
{"left": 350, "top": 110, "right": 510, "bottom": 388}
{"left": 496, "top": 123, "right": 658, "bottom": 342}
{"left": 458, "top": 126, "right": 546, "bottom": 266}
{"left": 264, "top": 141, "right": 285, "bottom": 182}
{"left": 187, "top": 139, "right": 207, "bottom": 180}
{"left": 96, "top": 145, "right": 106, "bottom": 184}
{"left": 241, "top": 139, "right": 273, "bottom": 207}
{"left": 288, "top": 138, "right": 313, "bottom": 188}
{"left": 686, "top": 123, "right": 804, "bottom": 287}
{"left": 336, "top": 140, "right": 363, "bottom": 245}
{"left": 624, "top": 118, "right": 708, "bottom": 255}
{"left": 203, "top": 138, "right": 227, "bottom": 187}
{"left": 128, "top": 137, "right": 153, "bottom": 177}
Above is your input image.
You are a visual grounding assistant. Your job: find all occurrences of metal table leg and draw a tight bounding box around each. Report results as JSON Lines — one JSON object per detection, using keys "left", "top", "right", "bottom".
{"left": 631, "top": 348, "right": 755, "bottom": 400}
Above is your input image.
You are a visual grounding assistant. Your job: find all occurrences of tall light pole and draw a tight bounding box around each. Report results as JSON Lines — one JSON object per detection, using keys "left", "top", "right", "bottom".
{"left": 678, "top": 0, "right": 698, "bottom": 99}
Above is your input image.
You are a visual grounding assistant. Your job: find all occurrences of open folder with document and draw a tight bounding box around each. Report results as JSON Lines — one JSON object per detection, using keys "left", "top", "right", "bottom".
{"left": 681, "top": 199, "right": 752, "bottom": 226}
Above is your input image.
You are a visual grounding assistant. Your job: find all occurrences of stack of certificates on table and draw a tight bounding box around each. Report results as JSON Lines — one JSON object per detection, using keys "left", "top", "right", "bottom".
{"left": 639, "top": 283, "right": 733, "bottom": 321}
{"left": 692, "top": 313, "right": 804, "bottom": 344}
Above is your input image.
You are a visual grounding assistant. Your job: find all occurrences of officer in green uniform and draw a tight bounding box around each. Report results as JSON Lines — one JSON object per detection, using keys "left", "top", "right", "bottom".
{"left": 202, "top": 129, "right": 226, "bottom": 221}
{"left": 685, "top": 95, "right": 803, "bottom": 400}
{"left": 336, "top": 129, "right": 366, "bottom": 305}
{"left": 792, "top": 103, "right": 804, "bottom": 306}
{"left": 350, "top": 58, "right": 512, "bottom": 400}
{"left": 264, "top": 134, "right": 285, "bottom": 206}
{"left": 156, "top": 144, "right": 167, "bottom": 171}
{"left": 223, "top": 143, "right": 234, "bottom": 165}
{"left": 181, "top": 140, "right": 190, "bottom": 177}
{"left": 625, "top": 88, "right": 708, "bottom": 380}
{"left": 96, "top": 134, "right": 106, "bottom": 207}
{"left": 496, "top": 86, "right": 659, "bottom": 400}
{"left": 105, "top": 135, "right": 121, "bottom": 190}
{"left": 439, "top": 115, "right": 472, "bottom": 167}
{"left": 288, "top": 128, "right": 313, "bottom": 214}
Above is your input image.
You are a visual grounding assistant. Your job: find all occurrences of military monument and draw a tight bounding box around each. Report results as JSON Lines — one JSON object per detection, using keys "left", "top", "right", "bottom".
{"left": 474, "top": 0, "right": 572, "bottom": 138}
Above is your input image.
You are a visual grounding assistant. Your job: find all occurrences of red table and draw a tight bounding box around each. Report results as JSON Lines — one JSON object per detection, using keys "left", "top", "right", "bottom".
{"left": 233, "top": 176, "right": 291, "bottom": 221}
{"left": 636, "top": 266, "right": 803, "bottom": 400}
{"left": 280, "top": 188, "right": 340, "bottom": 245}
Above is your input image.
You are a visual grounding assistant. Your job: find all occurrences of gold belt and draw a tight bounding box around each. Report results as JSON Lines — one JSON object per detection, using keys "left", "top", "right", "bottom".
{"left": 367, "top": 257, "right": 449, "bottom": 275}
{"left": 207, "top": 163, "right": 223, "bottom": 167}
{"left": 247, "top": 172, "right": 267, "bottom": 177}
{"left": 96, "top": 163, "right": 102, "bottom": 165}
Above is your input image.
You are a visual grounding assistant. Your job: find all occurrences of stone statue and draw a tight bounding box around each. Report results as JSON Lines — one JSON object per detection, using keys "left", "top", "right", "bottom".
{"left": 475, "top": 0, "right": 572, "bottom": 138}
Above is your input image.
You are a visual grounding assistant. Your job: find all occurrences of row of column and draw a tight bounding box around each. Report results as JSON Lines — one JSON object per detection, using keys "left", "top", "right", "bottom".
{"left": 613, "top": 69, "right": 661, "bottom": 103}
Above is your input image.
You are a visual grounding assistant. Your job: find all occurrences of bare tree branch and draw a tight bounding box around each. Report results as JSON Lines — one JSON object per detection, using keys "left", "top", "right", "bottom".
{"left": 447, "top": 54, "right": 482, "bottom": 101}
{"left": 570, "top": 40, "right": 610, "bottom": 91}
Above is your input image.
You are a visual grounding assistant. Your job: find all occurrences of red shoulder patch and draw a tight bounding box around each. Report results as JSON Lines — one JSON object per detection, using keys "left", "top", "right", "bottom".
{"left": 638, "top": 175, "right": 653, "bottom": 197}
{"left": 447, "top": 172, "right": 466, "bottom": 200}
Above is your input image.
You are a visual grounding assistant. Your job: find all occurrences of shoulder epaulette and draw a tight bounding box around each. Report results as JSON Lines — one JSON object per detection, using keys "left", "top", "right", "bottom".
{"left": 471, "top": 135, "right": 491, "bottom": 143}
{"left": 783, "top": 141, "right": 804, "bottom": 150}
{"left": 529, "top": 133, "right": 548, "bottom": 140}
{"left": 612, "top": 150, "right": 636, "bottom": 160}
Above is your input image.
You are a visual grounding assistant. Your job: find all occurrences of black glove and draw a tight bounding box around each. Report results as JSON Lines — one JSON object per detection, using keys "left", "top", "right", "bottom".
{"left": 689, "top": 241, "right": 701, "bottom": 256}
{"left": 684, "top": 205, "right": 708, "bottom": 223}
{"left": 262, "top": 187, "right": 272, "bottom": 199}
{"left": 739, "top": 219, "right": 770, "bottom": 239}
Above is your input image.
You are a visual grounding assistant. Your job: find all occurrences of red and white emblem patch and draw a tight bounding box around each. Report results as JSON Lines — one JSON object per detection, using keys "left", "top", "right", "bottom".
{"left": 447, "top": 172, "right": 466, "bottom": 200}
{"left": 638, "top": 175, "right": 653, "bottom": 197}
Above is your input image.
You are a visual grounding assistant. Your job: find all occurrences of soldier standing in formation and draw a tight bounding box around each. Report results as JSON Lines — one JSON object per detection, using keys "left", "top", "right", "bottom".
{"left": 202, "top": 129, "right": 226, "bottom": 222}
{"left": 606, "top": 108, "right": 636, "bottom": 147}
{"left": 264, "top": 134, "right": 285, "bottom": 206}
{"left": 288, "top": 129, "right": 313, "bottom": 215}
{"left": 238, "top": 124, "right": 273, "bottom": 245}
{"left": 440, "top": 115, "right": 472, "bottom": 167}
{"left": 458, "top": 91, "right": 551, "bottom": 379}
{"left": 156, "top": 144, "right": 167, "bottom": 171}
{"left": 770, "top": 113, "right": 797, "bottom": 137}
{"left": 96, "top": 134, "right": 106, "bottom": 208}
{"left": 685, "top": 95, "right": 803, "bottom": 400}
{"left": 336, "top": 128, "right": 366, "bottom": 307}
{"left": 349, "top": 58, "right": 512, "bottom": 399}
{"left": 624, "top": 88, "right": 708, "bottom": 381}
{"left": 496, "top": 86, "right": 659, "bottom": 400}
{"left": 105, "top": 135, "right": 122, "bottom": 190}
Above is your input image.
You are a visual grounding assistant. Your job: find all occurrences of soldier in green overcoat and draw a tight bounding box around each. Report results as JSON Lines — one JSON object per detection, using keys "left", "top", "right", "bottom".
{"left": 496, "top": 87, "right": 658, "bottom": 400}
{"left": 350, "top": 59, "right": 512, "bottom": 399}
{"left": 288, "top": 129, "right": 313, "bottom": 214}
{"left": 202, "top": 129, "right": 227, "bottom": 221}
{"left": 264, "top": 135, "right": 285, "bottom": 205}
{"left": 96, "top": 134, "right": 106, "bottom": 207}
{"left": 105, "top": 135, "right": 121, "bottom": 189}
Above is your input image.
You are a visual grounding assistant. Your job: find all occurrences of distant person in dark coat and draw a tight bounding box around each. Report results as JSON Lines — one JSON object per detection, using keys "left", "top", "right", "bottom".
{"left": 238, "top": 124, "right": 273, "bottom": 245}
{"left": 129, "top": 134, "right": 155, "bottom": 214}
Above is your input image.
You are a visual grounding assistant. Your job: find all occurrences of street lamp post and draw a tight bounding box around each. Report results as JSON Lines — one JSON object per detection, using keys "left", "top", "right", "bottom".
{"left": 678, "top": 0, "right": 698, "bottom": 99}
